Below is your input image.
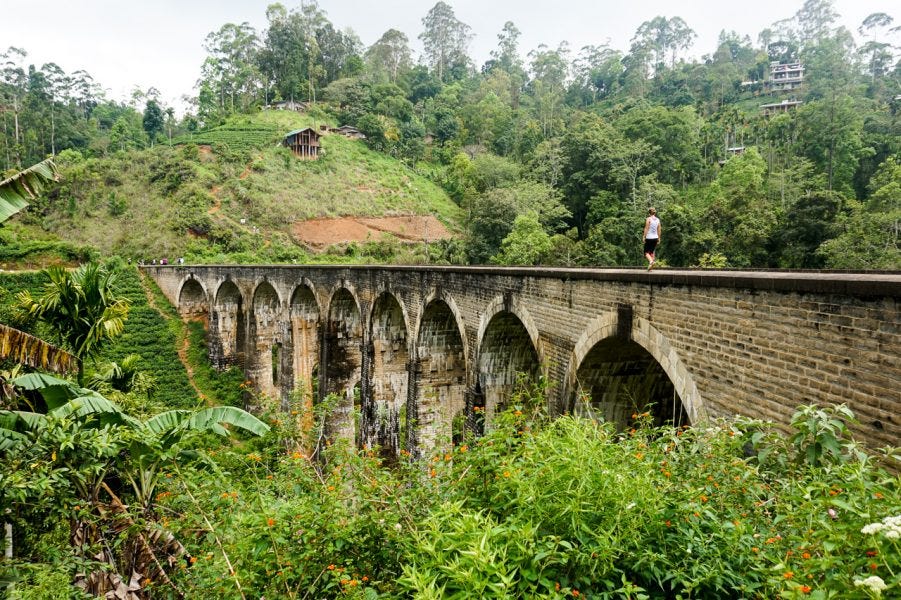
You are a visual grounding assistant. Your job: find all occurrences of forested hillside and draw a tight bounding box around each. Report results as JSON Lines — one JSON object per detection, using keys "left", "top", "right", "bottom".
{"left": 1, "top": 0, "right": 899, "bottom": 268}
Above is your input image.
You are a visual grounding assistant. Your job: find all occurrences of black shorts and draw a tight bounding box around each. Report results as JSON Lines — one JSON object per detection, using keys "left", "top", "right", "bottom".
{"left": 644, "top": 238, "right": 659, "bottom": 254}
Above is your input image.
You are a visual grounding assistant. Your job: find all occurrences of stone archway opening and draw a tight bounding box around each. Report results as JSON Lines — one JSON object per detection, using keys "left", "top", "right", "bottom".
{"left": 178, "top": 279, "right": 208, "bottom": 322}
{"left": 212, "top": 281, "right": 245, "bottom": 370}
{"left": 415, "top": 299, "right": 466, "bottom": 452}
{"left": 478, "top": 311, "right": 539, "bottom": 424}
{"left": 575, "top": 338, "right": 688, "bottom": 430}
{"left": 249, "top": 282, "right": 281, "bottom": 402}
{"left": 324, "top": 288, "right": 362, "bottom": 446}
{"left": 289, "top": 285, "right": 319, "bottom": 413}
{"left": 368, "top": 293, "right": 409, "bottom": 460}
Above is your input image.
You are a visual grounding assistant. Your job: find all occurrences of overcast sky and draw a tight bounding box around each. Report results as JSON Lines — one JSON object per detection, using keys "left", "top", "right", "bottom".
{"left": 1, "top": 0, "right": 896, "bottom": 113}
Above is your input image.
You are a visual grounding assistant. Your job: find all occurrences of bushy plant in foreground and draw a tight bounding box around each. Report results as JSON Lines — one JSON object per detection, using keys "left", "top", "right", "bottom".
{"left": 3, "top": 377, "right": 899, "bottom": 599}
{"left": 151, "top": 386, "right": 899, "bottom": 599}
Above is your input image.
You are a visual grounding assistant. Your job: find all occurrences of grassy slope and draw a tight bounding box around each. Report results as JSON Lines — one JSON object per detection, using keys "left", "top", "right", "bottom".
{"left": 8, "top": 110, "right": 460, "bottom": 262}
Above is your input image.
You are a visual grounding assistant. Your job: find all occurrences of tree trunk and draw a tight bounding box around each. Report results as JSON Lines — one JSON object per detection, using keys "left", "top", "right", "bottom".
{"left": 4, "top": 522, "right": 11, "bottom": 558}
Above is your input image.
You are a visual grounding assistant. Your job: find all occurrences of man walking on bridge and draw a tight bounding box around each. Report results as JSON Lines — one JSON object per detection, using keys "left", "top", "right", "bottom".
{"left": 643, "top": 207, "right": 661, "bottom": 270}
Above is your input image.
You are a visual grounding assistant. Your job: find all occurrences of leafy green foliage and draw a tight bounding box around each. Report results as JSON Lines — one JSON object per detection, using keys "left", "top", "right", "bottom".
{"left": 14, "top": 263, "right": 129, "bottom": 384}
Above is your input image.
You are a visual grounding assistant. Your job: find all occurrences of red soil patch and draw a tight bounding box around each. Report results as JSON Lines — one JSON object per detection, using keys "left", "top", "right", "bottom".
{"left": 292, "top": 215, "right": 453, "bottom": 248}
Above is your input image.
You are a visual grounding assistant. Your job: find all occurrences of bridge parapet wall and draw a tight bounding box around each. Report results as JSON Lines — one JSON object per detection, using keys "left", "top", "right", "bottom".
{"left": 142, "top": 265, "right": 901, "bottom": 451}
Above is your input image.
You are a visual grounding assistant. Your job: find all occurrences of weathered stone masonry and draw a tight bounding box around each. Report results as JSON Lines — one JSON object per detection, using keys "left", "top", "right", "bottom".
{"left": 145, "top": 265, "right": 901, "bottom": 453}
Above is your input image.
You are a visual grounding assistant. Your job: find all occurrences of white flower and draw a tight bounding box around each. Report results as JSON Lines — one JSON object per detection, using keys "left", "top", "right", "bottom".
{"left": 854, "top": 575, "right": 887, "bottom": 594}
{"left": 862, "top": 522, "right": 884, "bottom": 535}
{"left": 885, "top": 529, "right": 900, "bottom": 540}
{"left": 394, "top": 523, "right": 402, "bottom": 532}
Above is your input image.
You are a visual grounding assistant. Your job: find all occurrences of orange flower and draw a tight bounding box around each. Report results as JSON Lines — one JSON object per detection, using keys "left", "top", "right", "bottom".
{"left": 189, "top": 556, "right": 197, "bottom": 564}
{"left": 800, "top": 585, "right": 812, "bottom": 594}
{"left": 870, "top": 563, "right": 878, "bottom": 571}
{"left": 267, "top": 518, "right": 275, "bottom": 527}
{"left": 802, "top": 552, "right": 811, "bottom": 559}
{"left": 503, "top": 470, "right": 511, "bottom": 478}
{"left": 572, "top": 590, "right": 580, "bottom": 597}
{"left": 700, "top": 495, "right": 708, "bottom": 503}
{"left": 459, "top": 445, "right": 468, "bottom": 453}
{"left": 634, "top": 452, "right": 644, "bottom": 459}
{"left": 429, "top": 469, "right": 436, "bottom": 478}
{"left": 751, "top": 547, "right": 759, "bottom": 553}
{"left": 784, "top": 571, "right": 794, "bottom": 579}
{"left": 327, "top": 564, "right": 336, "bottom": 571}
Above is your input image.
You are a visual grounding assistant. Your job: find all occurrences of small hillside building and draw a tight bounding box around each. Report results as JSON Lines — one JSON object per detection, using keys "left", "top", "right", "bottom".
{"left": 761, "top": 99, "right": 803, "bottom": 116}
{"left": 283, "top": 128, "right": 321, "bottom": 159}
{"left": 769, "top": 61, "right": 804, "bottom": 93}
{"left": 330, "top": 125, "right": 366, "bottom": 140}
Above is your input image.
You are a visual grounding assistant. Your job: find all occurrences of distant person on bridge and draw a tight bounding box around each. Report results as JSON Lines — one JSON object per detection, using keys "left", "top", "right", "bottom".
{"left": 643, "top": 207, "right": 661, "bottom": 270}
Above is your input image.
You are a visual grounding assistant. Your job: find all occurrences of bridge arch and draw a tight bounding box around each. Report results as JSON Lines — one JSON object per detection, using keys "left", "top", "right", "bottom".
{"left": 367, "top": 291, "right": 410, "bottom": 457}
{"left": 288, "top": 282, "right": 320, "bottom": 416}
{"left": 177, "top": 277, "right": 208, "bottom": 319}
{"left": 324, "top": 286, "right": 364, "bottom": 445}
{"left": 414, "top": 293, "right": 468, "bottom": 452}
{"left": 567, "top": 313, "right": 705, "bottom": 428}
{"left": 476, "top": 297, "right": 542, "bottom": 426}
{"left": 246, "top": 281, "right": 282, "bottom": 403}
{"left": 211, "top": 280, "right": 246, "bottom": 369}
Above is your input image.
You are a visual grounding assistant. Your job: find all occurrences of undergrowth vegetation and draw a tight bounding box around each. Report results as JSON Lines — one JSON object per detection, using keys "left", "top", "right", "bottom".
{"left": 7, "top": 379, "right": 895, "bottom": 598}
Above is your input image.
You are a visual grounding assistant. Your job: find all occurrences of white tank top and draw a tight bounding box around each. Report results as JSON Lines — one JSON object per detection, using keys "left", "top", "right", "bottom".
{"left": 646, "top": 216, "right": 660, "bottom": 239}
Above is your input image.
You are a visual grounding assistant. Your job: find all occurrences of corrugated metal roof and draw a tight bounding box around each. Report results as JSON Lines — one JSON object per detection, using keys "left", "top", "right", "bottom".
{"left": 284, "top": 127, "right": 318, "bottom": 138}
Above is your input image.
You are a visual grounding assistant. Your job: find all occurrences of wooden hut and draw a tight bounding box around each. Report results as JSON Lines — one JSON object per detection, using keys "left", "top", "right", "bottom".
{"left": 283, "top": 128, "right": 321, "bottom": 159}
{"left": 330, "top": 125, "right": 367, "bottom": 140}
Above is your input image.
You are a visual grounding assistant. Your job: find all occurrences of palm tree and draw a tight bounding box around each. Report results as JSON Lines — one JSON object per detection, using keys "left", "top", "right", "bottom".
{"left": 15, "top": 263, "right": 130, "bottom": 385}
{"left": 0, "top": 158, "right": 58, "bottom": 223}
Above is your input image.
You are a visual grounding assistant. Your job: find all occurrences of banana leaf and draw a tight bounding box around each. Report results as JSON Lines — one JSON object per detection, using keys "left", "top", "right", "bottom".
{"left": 0, "top": 159, "right": 58, "bottom": 223}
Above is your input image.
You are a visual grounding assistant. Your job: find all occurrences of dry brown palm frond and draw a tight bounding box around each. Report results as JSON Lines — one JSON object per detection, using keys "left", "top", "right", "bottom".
{"left": 0, "top": 324, "right": 78, "bottom": 375}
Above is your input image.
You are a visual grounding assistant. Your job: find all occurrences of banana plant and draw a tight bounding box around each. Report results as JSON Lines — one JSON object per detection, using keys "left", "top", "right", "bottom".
{"left": 0, "top": 158, "right": 58, "bottom": 223}
{"left": 1, "top": 372, "right": 269, "bottom": 506}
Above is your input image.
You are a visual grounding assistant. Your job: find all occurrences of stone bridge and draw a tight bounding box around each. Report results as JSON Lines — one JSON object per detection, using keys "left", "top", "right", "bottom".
{"left": 142, "top": 265, "right": 900, "bottom": 454}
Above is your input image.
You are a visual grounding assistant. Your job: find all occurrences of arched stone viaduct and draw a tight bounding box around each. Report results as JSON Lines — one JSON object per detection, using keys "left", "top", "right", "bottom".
{"left": 142, "top": 265, "right": 900, "bottom": 454}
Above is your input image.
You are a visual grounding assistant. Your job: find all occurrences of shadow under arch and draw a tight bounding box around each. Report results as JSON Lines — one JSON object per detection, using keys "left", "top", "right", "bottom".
{"left": 567, "top": 312, "right": 705, "bottom": 429}
{"left": 288, "top": 283, "right": 320, "bottom": 416}
{"left": 248, "top": 281, "right": 282, "bottom": 403}
{"left": 367, "top": 290, "right": 410, "bottom": 459}
{"left": 414, "top": 295, "right": 468, "bottom": 453}
{"left": 477, "top": 305, "right": 540, "bottom": 425}
{"left": 323, "top": 286, "right": 363, "bottom": 446}
{"left": 177, "top": 277, "right": 208, "bottom": 320}
{"left": 211, "top": 280, "right": 246, "bottom": 370}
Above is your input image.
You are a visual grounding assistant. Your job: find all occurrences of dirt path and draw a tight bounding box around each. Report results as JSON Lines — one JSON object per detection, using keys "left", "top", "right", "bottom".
{"left": 137, "top": 271, "right": 205, "bottom": 402}
{"left": 205, "top": 154, "right": 260, "bottom": 228}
